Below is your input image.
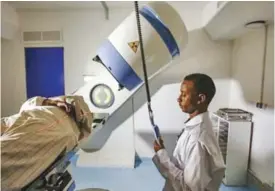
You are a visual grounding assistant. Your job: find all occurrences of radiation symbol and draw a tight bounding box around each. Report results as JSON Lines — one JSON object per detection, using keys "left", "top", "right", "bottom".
{"left": 128, "top": 41, "right": 140, "bottom": 53}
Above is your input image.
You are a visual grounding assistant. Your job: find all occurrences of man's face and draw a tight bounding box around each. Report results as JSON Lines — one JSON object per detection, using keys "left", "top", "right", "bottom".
{"left": 177, "top": 80, "right": 198, "bottom": 114}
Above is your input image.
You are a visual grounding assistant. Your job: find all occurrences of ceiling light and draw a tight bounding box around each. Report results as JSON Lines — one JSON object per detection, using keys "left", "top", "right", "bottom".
{"left": 245, "top": 21, "right": 266, "bottom": 29}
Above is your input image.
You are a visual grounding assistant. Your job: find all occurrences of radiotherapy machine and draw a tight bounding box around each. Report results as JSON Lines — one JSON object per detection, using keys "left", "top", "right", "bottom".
{"left": 17, "top": 2, "right": 188, "bottom": 190}
{"left": 74, "top": 1, "right": 188, "bottom": 144}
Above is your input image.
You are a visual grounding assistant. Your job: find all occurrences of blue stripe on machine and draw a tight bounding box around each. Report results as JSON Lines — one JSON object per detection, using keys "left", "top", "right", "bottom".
{"left": 97, "top": 40, "right": 143, "bottom": 91}
{"left": 68, "top": 182, "right": 76, "bottom": 191}
{"left": 139, "top": 5, "right": 180, "bottom": 58}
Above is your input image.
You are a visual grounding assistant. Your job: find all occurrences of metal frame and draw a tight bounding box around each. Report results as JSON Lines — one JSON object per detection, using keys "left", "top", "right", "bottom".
{"left": 100, "top": 1, "right": 109, "bottom": 20}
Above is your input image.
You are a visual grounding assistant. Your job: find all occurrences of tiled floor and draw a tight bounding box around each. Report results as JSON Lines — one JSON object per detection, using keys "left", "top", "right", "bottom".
{"left": 69, "top": 155, "right": 257, "bottom": 191}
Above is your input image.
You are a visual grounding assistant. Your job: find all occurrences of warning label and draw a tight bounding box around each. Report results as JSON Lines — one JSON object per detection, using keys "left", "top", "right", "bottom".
{"left": 128, "top": 41, "right": 140, "bottom": 53}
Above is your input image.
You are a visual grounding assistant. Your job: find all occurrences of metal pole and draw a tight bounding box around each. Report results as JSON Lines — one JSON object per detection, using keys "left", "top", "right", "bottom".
{"left": 100, "top": 1, "right": 109, "bottom": 20}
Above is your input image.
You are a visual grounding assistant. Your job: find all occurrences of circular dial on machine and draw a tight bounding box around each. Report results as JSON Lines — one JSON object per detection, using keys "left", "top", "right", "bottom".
{"left": 90, "top": 84, "right": 115, "bottom": 109}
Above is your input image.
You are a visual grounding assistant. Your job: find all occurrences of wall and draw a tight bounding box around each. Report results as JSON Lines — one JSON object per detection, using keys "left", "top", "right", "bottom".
{"left": 1, "top": 35, "right": 26, "bottom": 116}
{"left": 1, "top": 2, "right": 19, "bottom": 40}
{"left": 230, "top": 25, "right": 274, "bottom": 185}
{"left": 231, "top": 25, "right": 274, "bottom": 106}
{"left": 1, "top": 2, "right": 24, "bottom": 117}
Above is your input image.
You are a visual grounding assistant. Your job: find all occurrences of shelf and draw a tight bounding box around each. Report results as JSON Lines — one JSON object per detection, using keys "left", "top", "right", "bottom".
{"left": 203, "top": 1, "right": 274, "bottom": 40}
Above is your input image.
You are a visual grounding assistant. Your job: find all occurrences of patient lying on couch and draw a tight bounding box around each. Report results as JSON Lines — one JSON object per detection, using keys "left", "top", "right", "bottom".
{"left": 1, "top": 95, "right": 94, "bottom": 191}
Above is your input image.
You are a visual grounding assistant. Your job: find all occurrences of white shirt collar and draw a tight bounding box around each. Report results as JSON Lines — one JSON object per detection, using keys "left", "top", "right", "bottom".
{"left": 184, "top": 111, "right": 209, "bottom": 128}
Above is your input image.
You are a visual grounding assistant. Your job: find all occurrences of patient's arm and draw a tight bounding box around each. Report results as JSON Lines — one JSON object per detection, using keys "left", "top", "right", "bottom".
{"left": 1, "top": 120, "right": 8, "bottom": 135}
{"left": 19, "top": 96, "right": 70, "bottom": 113}
{"left": 19, "top": 96, "right": 47, "bottom": 112}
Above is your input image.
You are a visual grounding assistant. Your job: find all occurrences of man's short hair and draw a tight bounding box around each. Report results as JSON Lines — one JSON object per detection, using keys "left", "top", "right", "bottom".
{"left": 184, "top": 73, "right": 216, "bottom": 104}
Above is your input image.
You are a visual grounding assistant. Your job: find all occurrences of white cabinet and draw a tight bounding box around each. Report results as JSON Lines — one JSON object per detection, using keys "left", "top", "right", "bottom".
{"left": 211, "top": 112, "right": 252, "bottom": 186}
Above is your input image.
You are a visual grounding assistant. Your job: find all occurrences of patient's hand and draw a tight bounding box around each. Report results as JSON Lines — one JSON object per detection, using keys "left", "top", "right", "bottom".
{"left": 56, "top": 102, "right": 72, "bottom": 113}
{"left": 42, "top": 99, "right": 71, "bottom": 113}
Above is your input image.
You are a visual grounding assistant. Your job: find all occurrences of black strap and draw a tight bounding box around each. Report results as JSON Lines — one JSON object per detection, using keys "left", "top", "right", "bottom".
{"left": 134, "top": 2, "right": 161, "bottom": 141}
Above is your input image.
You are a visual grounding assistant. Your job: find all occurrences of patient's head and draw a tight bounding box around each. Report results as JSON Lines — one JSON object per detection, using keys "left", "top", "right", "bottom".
{"left": 45, "top": 96, "right": 94, "bottom": 141}
{"left": 66, "top": 96, "right": 93, "bottom": 141}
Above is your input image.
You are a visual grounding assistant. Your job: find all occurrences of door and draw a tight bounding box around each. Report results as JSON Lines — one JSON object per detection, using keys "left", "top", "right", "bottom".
{"left": 25, "top": 47, "right": 65, "bottom": 99}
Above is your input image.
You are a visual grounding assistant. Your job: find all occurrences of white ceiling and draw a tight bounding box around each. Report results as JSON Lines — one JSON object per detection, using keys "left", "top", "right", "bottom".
{"left": 204, "top": 1, "right": 274, "bottom": 40}
{"left": 7, "top": 1, "right": 209, "bottom": 11}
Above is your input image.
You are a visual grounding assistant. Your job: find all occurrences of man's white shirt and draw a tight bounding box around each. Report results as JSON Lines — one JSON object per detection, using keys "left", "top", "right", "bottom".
{"left": 153, "top": 112, "right": 225, "bottom": 191}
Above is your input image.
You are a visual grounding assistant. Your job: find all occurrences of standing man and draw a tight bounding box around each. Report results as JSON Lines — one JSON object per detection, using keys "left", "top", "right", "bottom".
{"left": 153, "top": 73, "right": 225, "bottom": 191}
